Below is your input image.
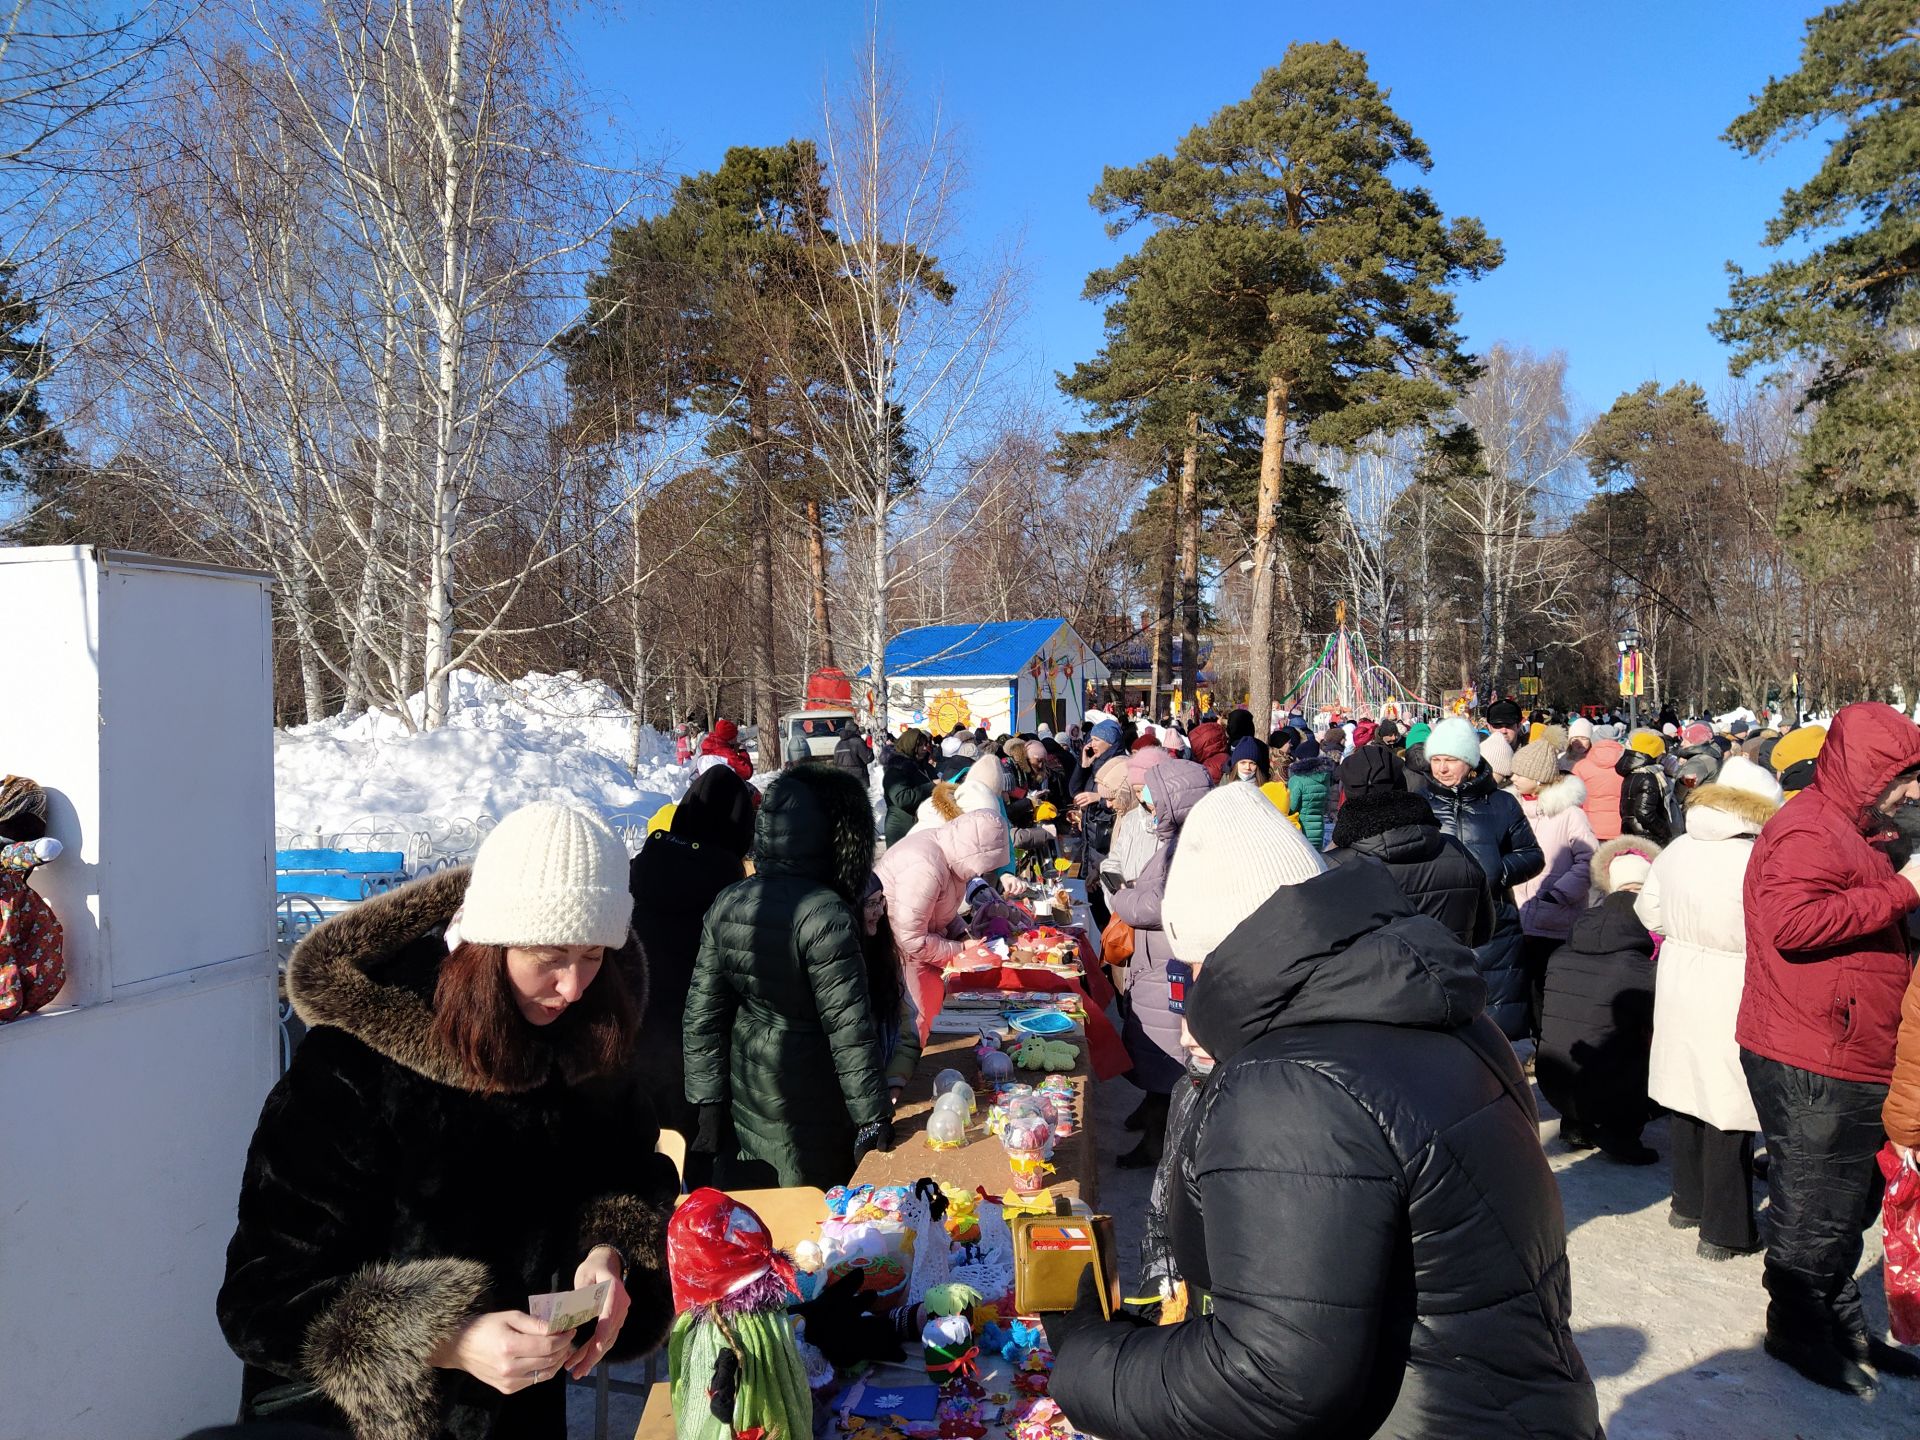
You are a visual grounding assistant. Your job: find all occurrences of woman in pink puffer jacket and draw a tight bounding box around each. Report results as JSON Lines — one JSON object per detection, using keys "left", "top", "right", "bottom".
{"left": 872, "top": 809, "right": 1012, "bottom": 1047}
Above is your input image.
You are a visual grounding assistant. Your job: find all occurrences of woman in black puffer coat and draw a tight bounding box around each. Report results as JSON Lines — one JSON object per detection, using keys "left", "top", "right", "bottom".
{"left": 1423, "top": 719, "right": 1545, "bottom": 1041}
{"left": 1329, "top": 747, "right": 1494, "bottom": 947}
{"left": 627, "top": 765, "right": 755, "bottom": 1172}
{"left": 1615, "top": 739, "right": 1674, "bottom": 845}
{"left": 1048, "top": 787, "right": 1601, "bottom": 1440}
{"left": 1538, "top": 835, "right": 1664, "bottom": 1164}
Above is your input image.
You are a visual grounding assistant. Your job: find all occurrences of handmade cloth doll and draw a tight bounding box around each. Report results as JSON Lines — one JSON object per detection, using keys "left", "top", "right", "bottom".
{"left": 0, "top": 776, "right": 63, "bottom": 1022}
{"left": 919, "top": 1283, "right": 984, "bottom": 1389}
{"left": 666, "top": 1188, "right": 813, "bottom": 1440}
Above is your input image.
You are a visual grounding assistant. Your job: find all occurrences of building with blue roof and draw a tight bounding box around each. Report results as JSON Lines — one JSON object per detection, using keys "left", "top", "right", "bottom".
{"left": 861, "top": 619, "right": 1109, "bottom": 735}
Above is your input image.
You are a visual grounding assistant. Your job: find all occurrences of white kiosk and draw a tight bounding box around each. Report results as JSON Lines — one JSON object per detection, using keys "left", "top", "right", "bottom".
{"left": 0, "top": 548, "right": 279, "bottom": 1440}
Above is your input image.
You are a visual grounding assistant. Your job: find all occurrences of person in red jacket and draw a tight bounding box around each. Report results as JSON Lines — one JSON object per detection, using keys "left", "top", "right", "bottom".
{"left": 1738, "top": 701, "right": 1920, "bottom": 1396}
{"left": 698, "top": 717, "right": 755, "bottom": 781}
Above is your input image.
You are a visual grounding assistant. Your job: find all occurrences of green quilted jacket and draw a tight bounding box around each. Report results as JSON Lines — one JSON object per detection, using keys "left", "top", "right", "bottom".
{"left": 684, "top": 765, "right": 887, "bottom": 1189}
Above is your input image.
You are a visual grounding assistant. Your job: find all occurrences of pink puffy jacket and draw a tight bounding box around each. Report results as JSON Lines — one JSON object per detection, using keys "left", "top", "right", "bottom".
{"left": 872, "top": 810, "right": 1011, "bottom": 1042}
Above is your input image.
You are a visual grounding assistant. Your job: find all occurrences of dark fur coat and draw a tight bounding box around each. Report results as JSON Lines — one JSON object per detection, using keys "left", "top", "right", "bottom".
{"left": 217, "top": 869, "right": 677, "bottom": 1440}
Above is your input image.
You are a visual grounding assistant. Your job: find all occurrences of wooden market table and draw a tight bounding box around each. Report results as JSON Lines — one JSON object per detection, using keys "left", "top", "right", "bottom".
{"left": 851, "top": 1031, "right": 1099, "bottom": 1207}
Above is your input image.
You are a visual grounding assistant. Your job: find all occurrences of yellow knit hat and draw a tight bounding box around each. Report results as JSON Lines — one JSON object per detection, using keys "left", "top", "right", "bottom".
{"left": 1770, "top": 724, "right": 1827, "bottom": 777}
{"left": 1626, "top": 728, "right": 1666, "bottom": 759}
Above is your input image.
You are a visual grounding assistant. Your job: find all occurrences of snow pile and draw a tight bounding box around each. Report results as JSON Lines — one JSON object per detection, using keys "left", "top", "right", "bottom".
{"left": 275, "top": 669, "right": 691, "bottom": 848}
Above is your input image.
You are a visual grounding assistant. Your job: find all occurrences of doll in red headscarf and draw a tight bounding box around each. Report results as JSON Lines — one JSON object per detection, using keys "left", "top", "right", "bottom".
{"left": 665, "top": 1188, "right": 812, "bottom": 1440}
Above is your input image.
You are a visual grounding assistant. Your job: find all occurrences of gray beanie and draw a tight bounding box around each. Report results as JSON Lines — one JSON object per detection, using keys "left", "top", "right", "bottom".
{"left": 1162, "top": 784, "right": 1328, "bottom": 964}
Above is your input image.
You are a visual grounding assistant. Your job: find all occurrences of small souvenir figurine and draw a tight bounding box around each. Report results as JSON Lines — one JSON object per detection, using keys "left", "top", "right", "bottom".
{"left": 665, "top": 1188, "right": 812, "bottom": 1440}
{"left": 919, "top": 1283, "right": 985, "bottom": 1389}
{"left": 0, "top": 776, "right": 64, "bottom": 1023}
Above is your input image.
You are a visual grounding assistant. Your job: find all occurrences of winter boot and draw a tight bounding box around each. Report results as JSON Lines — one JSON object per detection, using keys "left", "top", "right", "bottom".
{"left": 1763, "top": 1332, "right": 1875, "bottom": 1397}
{"left": 1596, "top": 1132, "right": 1659, "bottom": 1166}
{"left": 1668, "top": 1209, "right": 1700, "bottom": 1231}
{"left": 1840, "top": 1334, "right": 1920, "bottom": 1381}
{"left": 1696, "top": 1239, "right": 1761, "bottom": 1261}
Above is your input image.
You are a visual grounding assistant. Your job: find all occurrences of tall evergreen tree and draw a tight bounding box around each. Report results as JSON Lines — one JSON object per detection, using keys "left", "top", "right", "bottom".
{"left": 566, "top": 142, "right": 834, "bottom": 745}
{"left": 1089, "top": 41, "right": 1500, "bottom": 718}
{"left": 1714, "top": 0, "right": 1920, "bottom": 516}
{"left": 0, "top": 264, "right": 73, "bottom": 539}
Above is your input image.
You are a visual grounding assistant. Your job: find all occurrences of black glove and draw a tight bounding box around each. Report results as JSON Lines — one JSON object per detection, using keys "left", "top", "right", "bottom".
{"left": 790, "top": 1270, "right": 905, "bottom": 1367}
{"left": 1040, "top": 1265, "right": 1113, "bottom": 1355}
{"left": 852, "top": 1114, "right": 894, "bottom": 1164}
{"left": 691, "top": 1103, "right": 728, "bottom": 1158}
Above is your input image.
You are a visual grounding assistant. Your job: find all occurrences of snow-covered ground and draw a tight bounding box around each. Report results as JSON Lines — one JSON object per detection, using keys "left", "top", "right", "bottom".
{"left": 276, "top": 670, "right": 692, "bottom": 847}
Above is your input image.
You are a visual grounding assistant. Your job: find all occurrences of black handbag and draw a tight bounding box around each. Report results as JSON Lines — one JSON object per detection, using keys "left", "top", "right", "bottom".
{"left": 1082, "top": 801, "right": 1116, "bottom": 853}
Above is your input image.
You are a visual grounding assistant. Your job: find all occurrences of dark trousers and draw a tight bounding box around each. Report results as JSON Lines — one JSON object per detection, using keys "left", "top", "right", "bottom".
{"left": 1520, "top": 933, "right": 1558, "bottom": 1041}
{"left": 1669, "top": 1110, "right": 1758, "bottom": 1252}
{"left": 1740, "top": 1049, "right": 1888, "bottom": 1349}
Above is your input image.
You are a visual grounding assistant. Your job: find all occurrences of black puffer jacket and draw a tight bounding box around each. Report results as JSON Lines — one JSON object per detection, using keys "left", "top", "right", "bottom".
{"left": 1537, "top": 888, "right": 1657, "bottom": 1142}
{"left": 628, "top": 838, "right": 748, "bottom": 1142}
{"left": 1614, "top": 749, "right": 1673, "bottom": 845}
{"left": 1425, "top": 761, "right": 1545, "bottom": 1040}
{"left": 882, "top": 749, "right": 937, "bottom": 847}
{"left": 1051, "top": 861, "right": 1600, "bottom": 1440}
{"left": 1330, "top": 788, "right": 1495, "bottom": 947}
{"left": 684, "top": 765, "right": 886, "bottom": 1190}
{"left": 219, "top": 871, "right": 677, "bottom": 1440}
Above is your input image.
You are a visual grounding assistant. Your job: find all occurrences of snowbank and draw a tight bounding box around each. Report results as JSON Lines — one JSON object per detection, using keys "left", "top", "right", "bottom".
{"left": 275, "top": 670, "right": 691, "bottom": 851}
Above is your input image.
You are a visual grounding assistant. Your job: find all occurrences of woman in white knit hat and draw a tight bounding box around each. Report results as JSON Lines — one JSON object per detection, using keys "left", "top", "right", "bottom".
{"left": 219, "top": 802, "right": 676, "bottom": 1440}
{"left": 1047, "top": 784, "right": 1599, "bottom": 1440}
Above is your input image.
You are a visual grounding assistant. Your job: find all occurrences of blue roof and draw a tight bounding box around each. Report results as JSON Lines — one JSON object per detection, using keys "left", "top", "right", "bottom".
{"left": 864, "top": 620, "right": 1069, "bottom": 679}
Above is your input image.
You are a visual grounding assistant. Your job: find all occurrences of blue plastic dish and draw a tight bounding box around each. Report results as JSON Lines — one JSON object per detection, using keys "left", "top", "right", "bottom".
{"left": 1008, "top": 1010, "right": 1077, "bottom": 1035}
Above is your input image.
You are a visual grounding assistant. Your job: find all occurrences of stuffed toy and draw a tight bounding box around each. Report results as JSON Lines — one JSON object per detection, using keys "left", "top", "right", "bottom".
{"left": 666, "top": 1188, "right": 812, "bottom": 1440}
{"left": 920, "top": 1283, "right": 984, "bottom": 1389}
{"left": 1012, "top": 1038, "right": 1076, "bottom": 1072}
{"left": 0, "top": 776, "right": 64, "bottom": 1023}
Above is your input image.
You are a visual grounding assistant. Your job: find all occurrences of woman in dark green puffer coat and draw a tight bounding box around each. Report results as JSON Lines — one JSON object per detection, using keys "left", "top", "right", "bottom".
{"left": 684, "top": 764, "right": 891, "bottom": 1189}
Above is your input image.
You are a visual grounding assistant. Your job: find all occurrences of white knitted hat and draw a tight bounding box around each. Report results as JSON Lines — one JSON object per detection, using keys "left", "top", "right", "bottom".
{"left": 461, "top": 802, "right": 632, "bottom": 949}
{"left": 1568, "top": 717, "right": 1594, "bottom": 742}
{"left": 1163, "top": 784, "right": 1328, "bottom": 964}
{"left": 1426, "top": 716, "right": 1482, "bottom": 768}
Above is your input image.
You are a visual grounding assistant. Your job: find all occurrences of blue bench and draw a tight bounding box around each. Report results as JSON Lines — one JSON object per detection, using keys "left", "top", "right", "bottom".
{"left": 274, "top": 848, "right": 409, "bottom": 902}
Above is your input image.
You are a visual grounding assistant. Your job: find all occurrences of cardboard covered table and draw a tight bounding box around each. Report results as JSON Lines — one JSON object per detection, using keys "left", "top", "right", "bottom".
{"left": 850, "top": 1032, "right": 1098, "bottom": 1207}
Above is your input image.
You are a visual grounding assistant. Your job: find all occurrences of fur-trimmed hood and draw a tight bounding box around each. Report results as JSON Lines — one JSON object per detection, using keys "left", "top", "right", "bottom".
{"left": 755, "top": 763, "right": 875, "bottom": 905}
{"left": 1518, "top": 773, "right": 1588, "bottom": 820}
{"left": 1685, "top": 780, "right": 1780, "bottom": 834}
{"left": 1592, "top": 834, "right": 1663, "bottom": 895}
{"left": 288, "top": 866, "right": 646, "bottom": 1094}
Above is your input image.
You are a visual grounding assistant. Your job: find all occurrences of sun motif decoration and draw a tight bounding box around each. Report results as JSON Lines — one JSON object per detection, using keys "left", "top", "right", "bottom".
{"left": 928, "top": 688, "right": 972, "bottom": 735}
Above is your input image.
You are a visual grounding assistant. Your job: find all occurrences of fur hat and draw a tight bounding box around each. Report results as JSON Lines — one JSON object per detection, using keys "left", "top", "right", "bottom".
{"left": 1511, "top": 740, "right": 1562, "bottom": 788}
{"left": 461, "top": 802, "right": 632, "bottom": 949}
{"left": 1163, "top": 785, "right": 1328, "bottom": 964}
{"left": 1425, "top": 716, "right": 1482, "bottom": 768}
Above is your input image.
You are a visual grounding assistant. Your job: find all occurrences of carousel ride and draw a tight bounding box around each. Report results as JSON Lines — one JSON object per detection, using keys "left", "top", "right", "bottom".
{"left": 1277, "top": 603, "right": 1440, "bottom": 721}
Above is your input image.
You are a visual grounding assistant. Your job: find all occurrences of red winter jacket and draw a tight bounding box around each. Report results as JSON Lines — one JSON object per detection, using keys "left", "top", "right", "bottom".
{"left": 1187, "top": 722, "right": 1230, "bottom": 785}
{"left": 1736, "top": 702, "right": 1920, "bottom": 1085}
{"left": 1573, "top": 739, "right": 1626, "bottom": 841}
{"left": 699, "top": 719, "right": 754, "bottom": 781}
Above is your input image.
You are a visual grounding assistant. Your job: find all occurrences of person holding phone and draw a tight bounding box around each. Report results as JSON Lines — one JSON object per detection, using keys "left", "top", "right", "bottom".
{"left": 218, "top": 802, "right": 677, "bottom": 1440}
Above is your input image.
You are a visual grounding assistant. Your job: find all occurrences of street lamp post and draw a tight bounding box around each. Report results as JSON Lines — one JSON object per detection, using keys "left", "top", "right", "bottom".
{"left": 1790, "top": 626, "right": 1804, "bottom": 727}
{"left": 1619, "top": 625, "right": 1641, "bottom": 732}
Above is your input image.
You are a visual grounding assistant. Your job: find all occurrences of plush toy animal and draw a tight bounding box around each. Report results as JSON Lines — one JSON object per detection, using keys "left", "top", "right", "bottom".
{"left": 1012, "top": 1037, "right": 1076, "bottom": 1072}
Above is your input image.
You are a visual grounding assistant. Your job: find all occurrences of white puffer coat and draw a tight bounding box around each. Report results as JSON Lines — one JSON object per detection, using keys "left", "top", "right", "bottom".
{"left": 1634, "top": 759, "right": 1784, "bottom": 1132}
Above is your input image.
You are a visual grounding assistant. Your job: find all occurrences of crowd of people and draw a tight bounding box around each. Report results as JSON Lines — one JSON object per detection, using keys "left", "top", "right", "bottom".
{"left": 217, "top": 688, "right": 1920, "bottom": 1439}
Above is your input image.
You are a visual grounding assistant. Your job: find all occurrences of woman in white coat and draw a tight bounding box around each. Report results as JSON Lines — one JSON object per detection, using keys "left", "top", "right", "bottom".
{"left": 1635, "top": 755, "right": 1784, "bottom": 1260}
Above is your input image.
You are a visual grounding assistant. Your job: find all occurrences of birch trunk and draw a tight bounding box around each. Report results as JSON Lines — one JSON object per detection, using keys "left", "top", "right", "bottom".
{"left": 1248, "top": 378, "right": 1287, "bottom": 721}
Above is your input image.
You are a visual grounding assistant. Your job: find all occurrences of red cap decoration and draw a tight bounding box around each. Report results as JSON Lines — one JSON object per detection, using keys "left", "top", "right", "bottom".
{"left": 667, "top": 1188, "right": 798, "bottom": 1312}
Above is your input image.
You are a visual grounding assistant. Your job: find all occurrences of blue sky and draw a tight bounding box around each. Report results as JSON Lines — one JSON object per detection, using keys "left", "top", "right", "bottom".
{"left": 569, "top": 2, "right": 1823, "bottom": 420}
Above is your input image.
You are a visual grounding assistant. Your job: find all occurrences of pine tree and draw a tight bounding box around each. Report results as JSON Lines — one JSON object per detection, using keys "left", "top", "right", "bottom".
{"left": 0, "top": 264, "right": 74, "bottom": 540}
{"left": 1087, "top": 41, "right": 1500, "bottom": 718}
{"left": 1714, "top": 0, "right": 1920, "bottom": 513}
